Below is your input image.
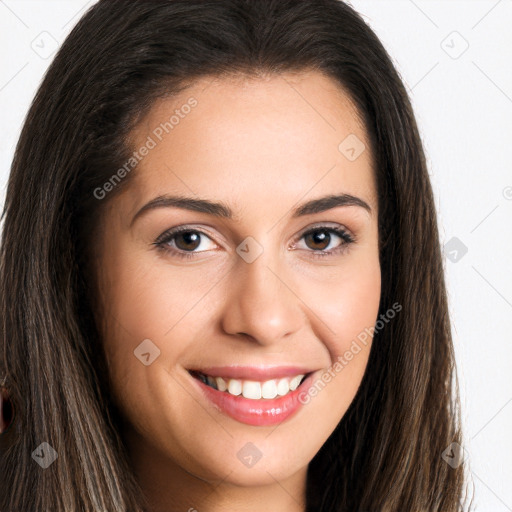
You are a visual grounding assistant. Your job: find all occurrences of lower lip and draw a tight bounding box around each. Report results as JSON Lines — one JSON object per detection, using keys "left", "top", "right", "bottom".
{"left": 190, "top": 372, "right": 315, "bottom": 426}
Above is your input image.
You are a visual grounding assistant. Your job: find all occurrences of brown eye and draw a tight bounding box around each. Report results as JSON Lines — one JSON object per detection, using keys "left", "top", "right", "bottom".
{"left": 174, "top": 231, "right": 202, "bottom": 251}
{"left": 304, "top": 230, "right": 331, "bottom": 251}
{"left": 296, "top": 226, "right": 354, "bottom": 257}
{"left": 154, "top": 227, "right": 218, "bottom": 258}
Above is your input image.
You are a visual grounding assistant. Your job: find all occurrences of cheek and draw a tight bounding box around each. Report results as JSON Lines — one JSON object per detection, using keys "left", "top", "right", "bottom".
{"left": 97, "top": 249, "right": 226, "bottom": 399}
{"left": 297, "top": 252, "right": 381, "bottom": 402}
{"left": 301, "top": 253, "right": 382, "bottom": 359}
{"left": 98, "top": 233, "right": 205, "bottom": 336}
{"left": 293, "top": 265, "right": 380, "bottom": 433}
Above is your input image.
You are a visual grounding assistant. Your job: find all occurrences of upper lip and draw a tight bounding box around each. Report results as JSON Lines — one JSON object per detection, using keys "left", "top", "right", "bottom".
{"left": 188, "top": 365, "right": 316, "bottom": 380}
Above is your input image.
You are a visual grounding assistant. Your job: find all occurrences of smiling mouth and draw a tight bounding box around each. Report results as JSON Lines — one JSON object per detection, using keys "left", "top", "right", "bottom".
{"left": 188, "top": 370, "right": 312, "bottom": 400}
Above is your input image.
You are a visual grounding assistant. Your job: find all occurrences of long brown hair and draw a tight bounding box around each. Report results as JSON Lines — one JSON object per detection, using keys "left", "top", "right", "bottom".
{"left": 0, "top": 1, "right": 471, "bottom": 510}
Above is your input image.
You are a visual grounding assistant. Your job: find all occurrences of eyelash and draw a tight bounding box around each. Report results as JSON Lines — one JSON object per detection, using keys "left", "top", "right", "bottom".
{"left": 153, "top": 225, "right": 355, "bottom": 260}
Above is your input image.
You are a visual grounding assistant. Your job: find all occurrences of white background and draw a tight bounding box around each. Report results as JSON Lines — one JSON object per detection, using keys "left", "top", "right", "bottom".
{"left": 1, "top": 1, "right": 511, "bottom": 510}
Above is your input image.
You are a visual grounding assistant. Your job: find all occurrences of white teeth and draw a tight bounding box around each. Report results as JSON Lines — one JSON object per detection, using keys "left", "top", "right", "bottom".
{"left": 261, "top": 379, "right": 278, "bottom": 399}
{"left": 242, "top": 380, "right": 261, "bottom": 399}
{"left": 276, "top": 378, "right": 289, "bottom": 396}
{"left": 227, "top": 379, "right": 242, "bottom": 396}
{"left": 289, "top": 375, "right": 302, "bottom": 391}
{"left": 201, "top": 374, "right": 305, "bottom": 400}
{"left": 216, "top": 377, "right": 227, "bottom": 392}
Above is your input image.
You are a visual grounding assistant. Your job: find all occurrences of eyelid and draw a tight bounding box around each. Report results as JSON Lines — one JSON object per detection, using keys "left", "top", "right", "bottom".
{"left": 154, "top": 224, "right": 219, "bottom": 247}
{"left": 295, "top": 221, "right": 354, "bottom": 240}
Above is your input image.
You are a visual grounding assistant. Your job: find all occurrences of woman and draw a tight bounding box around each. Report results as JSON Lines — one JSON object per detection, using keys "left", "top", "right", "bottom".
{"left": 0, "top": 1, "right": 470, "bottom": 510}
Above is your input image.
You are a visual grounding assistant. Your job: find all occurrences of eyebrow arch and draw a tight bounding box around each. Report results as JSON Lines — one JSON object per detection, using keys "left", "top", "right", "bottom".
{"left": 130, "top": 193, "right": 372, "bottom": 227}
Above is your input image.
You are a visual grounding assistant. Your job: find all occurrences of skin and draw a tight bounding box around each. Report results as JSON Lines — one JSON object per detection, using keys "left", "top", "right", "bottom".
{"left": 92, "top": 70, "right": 381, "bottom": 512}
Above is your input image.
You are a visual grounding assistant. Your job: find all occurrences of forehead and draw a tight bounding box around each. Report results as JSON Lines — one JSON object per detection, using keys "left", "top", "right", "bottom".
{"left": 125, "top": 70, "right": 377, "bottom": 219}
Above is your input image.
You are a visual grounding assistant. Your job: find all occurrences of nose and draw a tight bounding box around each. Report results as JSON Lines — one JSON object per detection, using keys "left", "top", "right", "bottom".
{"left": 220, "top": 247, "right": 305, "bottom": 346}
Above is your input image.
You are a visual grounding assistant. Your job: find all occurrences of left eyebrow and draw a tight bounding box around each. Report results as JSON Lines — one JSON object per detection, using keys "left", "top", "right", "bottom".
{"left": 130, "top": 192, "right": 372, "bottom": 228}
{"left": 291, "top": 193, "right": 372, "bottom": 217}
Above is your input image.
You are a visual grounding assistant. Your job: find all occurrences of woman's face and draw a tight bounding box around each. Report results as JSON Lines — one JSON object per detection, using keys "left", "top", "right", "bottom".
{"left": 93, "top": 70, "right": 381, "bottom": 493}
